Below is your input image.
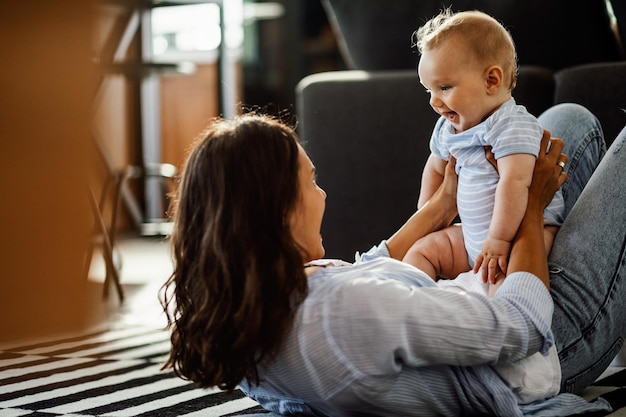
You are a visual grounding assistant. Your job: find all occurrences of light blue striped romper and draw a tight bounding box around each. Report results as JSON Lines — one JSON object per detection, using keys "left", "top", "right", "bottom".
{"left": 429, "top": 97, "right": 565, "bottom": 266}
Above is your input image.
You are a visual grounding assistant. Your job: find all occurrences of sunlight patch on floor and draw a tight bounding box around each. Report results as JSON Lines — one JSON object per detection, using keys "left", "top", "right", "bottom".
{"left": 88, "top": 236, "right": 173, "bottom": 285}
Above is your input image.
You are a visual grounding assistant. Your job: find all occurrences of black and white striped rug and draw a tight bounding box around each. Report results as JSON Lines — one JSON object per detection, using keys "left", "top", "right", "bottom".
{"left": 0, "top": 324, "right": 271, "bottom": 416}
{"left": 1, "top": 324, "right": 625, "bottom": 416}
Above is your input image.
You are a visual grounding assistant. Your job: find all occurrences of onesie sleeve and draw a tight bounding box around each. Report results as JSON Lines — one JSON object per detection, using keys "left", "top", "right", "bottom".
{"left": 486, "top": 109, "right": 543, "bottom": 160}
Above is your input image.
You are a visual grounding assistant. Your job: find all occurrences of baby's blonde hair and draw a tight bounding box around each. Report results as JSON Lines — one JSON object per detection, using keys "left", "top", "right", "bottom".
{"left": 413, "top": 9, "right": 518, "bottom": 91}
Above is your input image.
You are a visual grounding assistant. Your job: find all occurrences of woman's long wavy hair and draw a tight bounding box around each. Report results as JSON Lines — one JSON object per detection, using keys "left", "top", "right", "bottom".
{"left": 160, "top": 113, "right": 309, "bottom": 391}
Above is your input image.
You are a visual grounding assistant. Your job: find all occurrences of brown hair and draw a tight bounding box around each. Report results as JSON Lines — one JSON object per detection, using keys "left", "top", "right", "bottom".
{"left": 160, "top": 113, "right": 308, "bottom": 391}
{"left": 413, "top": 9, "right": 518, "bottom": 90}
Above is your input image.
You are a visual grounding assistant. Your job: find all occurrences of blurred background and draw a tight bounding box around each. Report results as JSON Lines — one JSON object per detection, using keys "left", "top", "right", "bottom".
{"left": 89, "top": 0, "right": 347, "bottom": 236}
{"left": 1, "top": 0, "right": 623, "bottom": 342}
{"left": 0, "top": 0, "right": 347, "bottom": 342}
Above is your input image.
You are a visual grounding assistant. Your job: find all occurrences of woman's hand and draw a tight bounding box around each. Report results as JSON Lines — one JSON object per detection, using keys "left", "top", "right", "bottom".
{"left": 428, "top": 155, "right": 458, "bottom": 219}
{"left": 443, "top": 156, "right": 459, "bottom": 206}
{"left": 387, "top": 157, "right": 458, "bottom": 260}
{"left": 485, "top": 129, "right": 568, "bottom": 205}
{"left": 529, "top": 130, "right": 569, "bottom": 211}
{"left": 506, "top": 129, "right": 568, "bottom": 289}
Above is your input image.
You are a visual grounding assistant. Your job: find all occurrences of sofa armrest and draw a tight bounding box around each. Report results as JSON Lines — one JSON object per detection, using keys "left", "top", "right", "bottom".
{"left": 296, "top": 70, "right": 436, "bottom": 260}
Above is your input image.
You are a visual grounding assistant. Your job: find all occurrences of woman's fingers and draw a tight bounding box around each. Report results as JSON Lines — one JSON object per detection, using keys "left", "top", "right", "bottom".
{"left": 532, "top": 130, "right": 569, "bottom": 208}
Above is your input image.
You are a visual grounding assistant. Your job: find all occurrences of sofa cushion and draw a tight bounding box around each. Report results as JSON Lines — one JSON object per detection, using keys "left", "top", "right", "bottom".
{"left": 514, "top": 66, "right": 555, "bottom": 118}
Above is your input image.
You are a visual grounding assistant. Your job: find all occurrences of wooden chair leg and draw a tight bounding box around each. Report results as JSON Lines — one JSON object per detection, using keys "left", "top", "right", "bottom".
{"left": 88, "top": 184, "right": 124, "bottom": 303}
{"left": 107, "top": 171, "right": 126, "bottom": 302}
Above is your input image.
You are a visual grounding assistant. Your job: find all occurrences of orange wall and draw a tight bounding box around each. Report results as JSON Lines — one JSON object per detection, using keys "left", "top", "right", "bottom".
{"left": 160, "top": 64, "right": 220, "bottom": 171}
{"left": 0, "top": 1, "right": 232, "bottom": 343}
{"left": 0, "top": 0, "right": 95, "bottom": 341}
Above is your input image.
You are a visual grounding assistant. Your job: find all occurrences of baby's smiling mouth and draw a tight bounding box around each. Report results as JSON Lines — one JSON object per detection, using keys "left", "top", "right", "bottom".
{"left": 444, "top": 111, "right": 458, "bottom": 123}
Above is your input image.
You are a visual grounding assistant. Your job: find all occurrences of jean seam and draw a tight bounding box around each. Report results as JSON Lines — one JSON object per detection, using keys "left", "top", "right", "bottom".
{"left": 558, "top": 233, "right": 626, "bottom": 353}
{"left": 556, "top": 232, "right": 626, "bottom": 393}
{"left": 563, "top": 337, "right": 623, "bottom": 393}
{"left": 561, "top": 126, "right": 605, "bottom": 206}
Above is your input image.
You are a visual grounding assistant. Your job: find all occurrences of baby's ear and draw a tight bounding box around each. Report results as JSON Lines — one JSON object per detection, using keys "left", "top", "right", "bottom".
{"left": 485, "top": 65, "right": 504, "bottom": 94}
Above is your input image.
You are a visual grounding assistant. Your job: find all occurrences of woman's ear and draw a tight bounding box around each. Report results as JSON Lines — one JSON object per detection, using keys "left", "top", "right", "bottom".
{"left": 484, "top": 65, "right": 504, "bottom": 94}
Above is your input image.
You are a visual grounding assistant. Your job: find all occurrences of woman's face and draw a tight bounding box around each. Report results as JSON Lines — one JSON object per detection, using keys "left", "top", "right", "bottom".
{"left": 290, "top": 145, "right": 326, "bottom": 263}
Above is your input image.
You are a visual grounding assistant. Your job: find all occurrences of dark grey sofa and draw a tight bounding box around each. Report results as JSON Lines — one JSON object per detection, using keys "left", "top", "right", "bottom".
{"left": 296, "top": 64, "right": 626, "bottom": 261}
{"left": 295, "top": 0, "right": 626, "bottom": 261}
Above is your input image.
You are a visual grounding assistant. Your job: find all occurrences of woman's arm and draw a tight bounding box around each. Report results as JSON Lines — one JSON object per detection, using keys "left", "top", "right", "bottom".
{"left": 386, "top": 156, "right": 458, "bottom": 260}
{"left": 507, "top": 130, "right": 568, "bottom": 289}
{"left": 346, "top": 136, "right": 567, "bottom": 368}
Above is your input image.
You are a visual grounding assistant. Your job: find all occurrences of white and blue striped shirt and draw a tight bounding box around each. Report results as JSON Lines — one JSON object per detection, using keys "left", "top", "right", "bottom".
{"left": 238, "top": 244, "right": 610, "bottom": 416}
{"left": 430, "top": 98, "right": 565, "bottom": 266}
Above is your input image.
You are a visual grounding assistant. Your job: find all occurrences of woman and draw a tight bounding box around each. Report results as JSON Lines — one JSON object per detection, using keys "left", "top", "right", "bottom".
{"left": 160, "top": 104, "right": 623, "bottom": 416}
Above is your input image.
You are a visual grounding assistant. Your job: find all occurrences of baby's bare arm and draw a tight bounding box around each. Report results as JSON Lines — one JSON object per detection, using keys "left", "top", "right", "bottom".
{"left": 475, "top": 153, "right": 536, "bottom": 283}
{"left": 490, "top": 153, "right": 536, "bottom": 241}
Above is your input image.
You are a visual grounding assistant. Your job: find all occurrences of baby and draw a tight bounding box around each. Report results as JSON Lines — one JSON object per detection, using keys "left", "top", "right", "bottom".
{"left": 403, "top": 9, "right": 565, "bottom": 295}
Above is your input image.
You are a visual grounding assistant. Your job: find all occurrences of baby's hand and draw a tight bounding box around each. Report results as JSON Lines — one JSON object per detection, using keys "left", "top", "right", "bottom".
{"left": 473, "top": 237, "right": 511, "bottom": 284}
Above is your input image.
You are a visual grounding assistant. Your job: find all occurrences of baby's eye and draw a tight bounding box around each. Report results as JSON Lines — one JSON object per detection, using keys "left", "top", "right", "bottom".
{"left": 440, "top": 85, "right": 451, "bottom": 91}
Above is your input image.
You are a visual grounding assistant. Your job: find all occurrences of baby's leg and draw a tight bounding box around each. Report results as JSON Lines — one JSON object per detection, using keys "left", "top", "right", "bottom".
{"left": 402, "top": 224, "right": 470, "bottom": 280}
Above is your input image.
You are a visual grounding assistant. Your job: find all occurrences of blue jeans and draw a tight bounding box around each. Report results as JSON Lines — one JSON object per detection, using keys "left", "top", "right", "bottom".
{"left": 538, "top": 103, "right": 626, "bottom": 393}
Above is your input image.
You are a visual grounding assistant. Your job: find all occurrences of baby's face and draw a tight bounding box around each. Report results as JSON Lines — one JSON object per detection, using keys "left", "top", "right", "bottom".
{"left": 418, "top": 41, "right": 498, "bottom": 133}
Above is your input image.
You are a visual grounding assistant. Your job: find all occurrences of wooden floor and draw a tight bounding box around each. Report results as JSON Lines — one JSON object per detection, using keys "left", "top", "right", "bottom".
{"left": 85, "top": 233, "right": 173, "bottom": 331}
